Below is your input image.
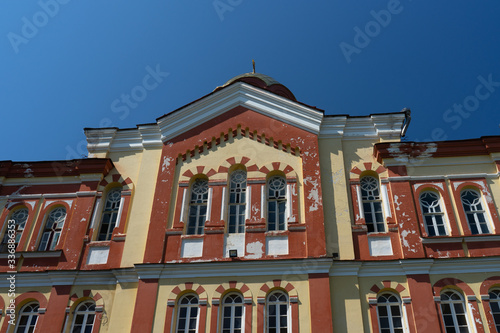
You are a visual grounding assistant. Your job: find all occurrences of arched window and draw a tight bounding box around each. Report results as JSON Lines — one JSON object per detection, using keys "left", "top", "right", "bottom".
{"left": 419, "top": 191, "right": 447, "bottom": 236}
{"left": 228, "top": 170, "right": 247, "bottom": 234}
{"left": 377, "top": 293, "right": 404, "bottom": 333}
{"left": 221, "top": 293, "right": 244, "bottom": 333}
{"left": 267, "top": 175, "right": 287, "bottom": 231}
{"left": 98, "top": 187, "right": 122, "bottom": 241}
{"left": 38, "top": 207, "right": 66, "bottom": 251}
{"left": 71, "top": 301, "right": 96, "bottom": 333}
{"left": 461, "top": 189, "right": 490, "bottom": 234}
{"left": 1, "top": 207, "right": 29, "bottom": 252}
{"left": 188, "top": 179, "right": 209, "bottom": 235}
{"left": 15, "top": 302, "right": 39, "bottom": 333}
{"left": 360, "top": 176, "right": 385, "bottom": 233}
{"left": 176, "top": 294, "right": 199, "bottom": 333}
{"left": 440, "top": 290, "right": 469, "bottom": 332}
{"left": 267, "top": 291, "right": 289, "bottom": 333}
{"left": 489, "top": 289, "right": 500, "bottom": 332}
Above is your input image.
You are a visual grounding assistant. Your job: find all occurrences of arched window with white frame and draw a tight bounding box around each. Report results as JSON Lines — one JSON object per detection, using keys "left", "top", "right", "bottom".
{"left": 266, "top": 290, "right": 289, "bottom": 333}
{"left": 360, "top": 176, "right": 385, "bottom": 233}
{"left": 221, "top": 293, "right": 244, "bottom": 333}
{"left": 15, "top": 302, "right": 39, "bottom": 333}
{"left": 440, "top": 290, "right": 470, "bottom": 333}
{"left": 267, "top": 175, "right": 287, "bottom": 232}
{"left": 71, "top": 301, "right": 96, "bottom": 333}
{"left": 176, "top": 294, "right": 199, "bottom": 333}
{"left": 188, "top": 178, "right": 209, "bottom": 235}
{"left": 1, "top": 207, "right": 29, "bottom": 252}
{"left": 38, "top": 207, "right": 66, "bottom": 251}
{"left": 489, "top": 289, "right": 500, "bottom": 332}
{"left": 460, "top": 189, "right": 491, "bottom": 235}
{"left": 419, "top": 191, "right": 448, "bottom": 236}
{"left": 228, "top": 169, "right": 247, "bottom": 234}
{"left": 377, "top": 293, "right": 404, "bottom": 333}
{"left": 98, "top": 187, "right": 122, "bottom": 241}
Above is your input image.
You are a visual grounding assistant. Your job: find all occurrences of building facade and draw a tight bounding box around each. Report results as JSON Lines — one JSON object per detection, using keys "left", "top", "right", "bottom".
{"left": 0, "top": 73, "right": 499, "bottom": 332}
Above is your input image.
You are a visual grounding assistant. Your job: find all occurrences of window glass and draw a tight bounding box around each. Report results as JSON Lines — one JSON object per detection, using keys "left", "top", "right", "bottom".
{"left": 1, "top": 208, "right": 29, "bottom": 252}
{"left": 267, "top": 291, "right": 288, "bottom": 333}
{"left": 489, "top": 289, "right": 500, "bottom": 332}
{"left": 377, "top": 293, "right": 403, "bottom": 333}
{"left": 188, "top": 179, "right": 208, "bottom": 235}
{"left": 228, "top": 170, "right": 246, "bottom": 233}
{"left": 98, "top": 187, "right": 122, "bottom": 241}
{"left": 15, "top": 303, "right": 39, "bottom": 333}
{"left": 419, "top": 191, "right": 447, "bottom": 236}
{"left": 222, "top": 293, "right": 244, "bottom": 333}
{"left": 440, "top": 290, "right": 469, "bottom": 333}
{"left": 38, "top": 207, "right": 66, "bottom": 251}
{"left": 267, "top": 175, "right": 286, "bottom": 232}
{"left": 360, "top": 176, "right": 385, "bottom": 233}
{"left": 176, "top": 294, "right": 199, "bottom": 333}
{"left": 461, "top": 189, "right": 490, "bottom": 234}
{"left": 71, "top": 301, "right": 96, "bottom": 333}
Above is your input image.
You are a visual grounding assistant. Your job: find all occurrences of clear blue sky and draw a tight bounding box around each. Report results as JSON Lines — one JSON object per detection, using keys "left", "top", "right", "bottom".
{"left": 1, "top": 1, "right": 499, "bottom": 161}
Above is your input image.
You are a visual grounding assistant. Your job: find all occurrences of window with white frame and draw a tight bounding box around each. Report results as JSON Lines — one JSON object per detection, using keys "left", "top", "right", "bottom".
{"left": 228, "top": 170, "right": 246, "bottom": 234}
{"left": 188, "top": 179, "right": 209, "bottom": 235}
{"left": 377, "top": 293, "right": 404, "bottom": 333}
{"left": 0, "top": 207, "right": 29, "bottom": 252}
{"left": 360, "top": 176, "right": 385, "bottom": 233}
{"left": 460, "top": 189, "right": 491, "bottom": 235}
{"left": 489, "top": 289, "right": 500, "bottom": 332}
{"left": 71, "top": 301, "right": 96, "bottom": 333}
{"left": 267, "top": 175, "right": 287, "bottom": 232}
{"left": 221, "top": 293, "right": 244, "bottom": 333}
{"left": 98, "top": 187, "right": 122, "bottom": 241}
{"left": 266, "top": 291, "right": 289, "bottom": 333}
{"left": 419, "top": 191, "right": 448, "bottom": 236}
{"left": 38, "top": 207, "right": 66, "bottom": 251}
{"left": 176, "top": 294, "right": 199, "bottom": 333}
{"left": 440, "top": 290, "right": 469, "bottom": 333}
{"left": 15, "top": 302, "right": 39, "bottom": 333}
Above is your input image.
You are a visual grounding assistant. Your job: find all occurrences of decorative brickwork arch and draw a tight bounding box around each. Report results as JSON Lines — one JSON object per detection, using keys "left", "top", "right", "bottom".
{"left": 257, "top": 279, "right": 298, "bottom": 299}
{"left": 168, "top": 282, "right": 208, "bottom": 302}
{"left": 368, "top": 280, "right": 409, "bottom": 299}
{"left": 432, "top": 278, "right": 474, "bottom": 296}
{"left": 212, "top": 281, "right": 252, "bottom": 300}
{"left": 480, "top": 276, "right": 500, "bottom": 332}
{"left": 259, "top": 162, "right": 295, "bottom": 176}
{"left": 182, "top": 167, "right": 217, "bottom": 179}
{"left": 350, "top": 162, "right": 387, "bottom": 180}
{"left": 217, "top": 156, "right": 259, "bottom": 174}
{"left": 68, "top": 290, "right": 104, "bottom": 310}
{"left": 98, "top": 172, "right": 133, "bottom": 191}
{"left": 480, "top": 276, "right": 500, "bottom": 295}
{"left": 0, "top": 292, "right": 49, "bottom": 333}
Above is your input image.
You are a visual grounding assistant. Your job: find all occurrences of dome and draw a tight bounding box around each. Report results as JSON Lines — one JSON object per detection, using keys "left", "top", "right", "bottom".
{"left": 214, "top": 72, "right": 296, "bottom": 101}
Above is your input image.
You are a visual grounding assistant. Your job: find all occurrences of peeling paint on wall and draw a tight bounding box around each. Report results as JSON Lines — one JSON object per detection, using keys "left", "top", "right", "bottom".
{"left": 245, "top": 241, "right": 263, "bottom": 259}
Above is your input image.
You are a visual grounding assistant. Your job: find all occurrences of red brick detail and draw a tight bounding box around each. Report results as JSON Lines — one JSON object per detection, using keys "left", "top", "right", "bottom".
{"left": 83, "top": 290, "right": 91, "bottom": 297}
{"left": 210, "top": 302, "right": 219, "bottom": 332}
{"left": 284, "top": 283, "right": 294, "bottom": 292}
{"left": 40, "top": 285, "right": 71, "bottom": 332}
{"left": 240, "top": 285, "right": 249, "bottom": 294}
{"left": 216, "top": 285, "right": 226, "bottom": 294}
{"left": 123, "top": 177, "right": 132, "bottom": 185}
{"left": 196, "top": 286, "right": 206, "bottom": 295}
{"left": 375, "top": 165, "right": 387, "bottom": 174}
{"left": 260, "top": 284, "right": 270, "bottom": 293}
{"left": 308, "top": 273, "right": 333, "bottom": 332}
{"left": 71, "top": 294, "right": 79, "bottom": 302}
{"left": 112, "top": 174, "right": 121, "bottom": 182}
{"left": 259, "top": 166, "right": 270, "bottom": 174}
{"left": 407, "top": 274, "right": 442, "bottom": 332}
{"left": 229, "top": 281, "right": 237, "bottom": 289}
{"left": 183, "top": 170, "right": 194, "bottom": 177}
{"left": 218, "top": 166, "right": 229, "bottom": 173}
{"left": 283, "top": 165, "right": 294, "bottom": 174}
{"left": 370, "top": 285, "right": 381, "bottom": 293}
{"left": 99, "top": 179, "right": 109, "bottom": 187}
{"left": 395, "top": 284, "right": 406, "bottom": 293}
{"left": 131, "top": 279, "right": 159, "bottom": 332}
{"left": 273, "top": 280, "right": 281, "bottom": 287}
{"left": 93, "top": 293, "right": 102, "bottom": 302}
{"left": 196, "top": 166, "right": 204, "bottom": 174}
{"left": 257, "top": 301, "right": 265, "bottom": 333}
{"left": 247, "top": 164, "right": 259, "bottom": 172}
{"left": 480, "top": 276, "right": 500, "bottom": 294}
{"left": 171, "top": 286, "right": 181, "bottom": 295}
{"left": 226, "top": 157, "right": 236, "bottom": 166}
{"left": 387, "top": 165, "right": 407, "bottom": 177}
{"left": 241, "top": 156, "right": 250, "bottom": 165}
{"left": 364, "top": 162, "right": 373, "bottom": 171}
{"left": 350, "top": 166, "right": 363, "bottom": 175}
{"left": 163, "top": 304, "right": 175, "bottom": 333}
{"left": 272, "top": 162, "right": 280, "bottom": 170}
{"left": 480, "top": 276, "right": 500, "bottom": 332}
{"left": 185, "top": 282, "right": 194, "bottom": 290}
{"left": 382, "top": 280, "right": 391, "bottom": 289}
{"left": 206, "top": 169, "right": 217, "bottom": 177}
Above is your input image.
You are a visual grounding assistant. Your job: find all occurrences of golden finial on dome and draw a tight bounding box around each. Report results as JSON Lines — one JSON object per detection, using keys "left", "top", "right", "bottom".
{"left": 252, "top": 59, "right": 255, "bottom": 74}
